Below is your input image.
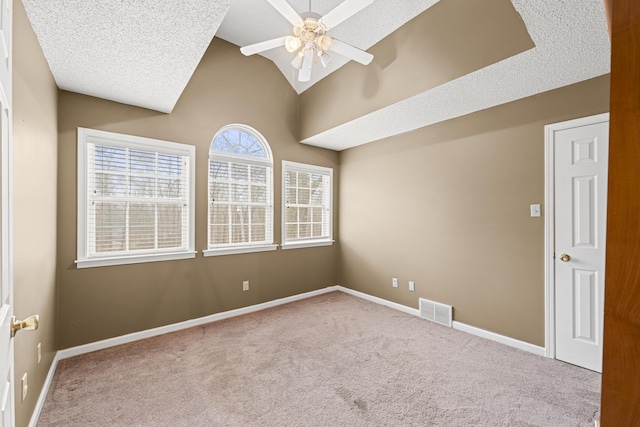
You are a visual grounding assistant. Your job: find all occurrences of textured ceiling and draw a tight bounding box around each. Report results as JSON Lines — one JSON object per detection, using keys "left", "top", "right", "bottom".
{"left": 20, "top": 0, "right": 610, "bottom": 152}
{"left": 215, "top": 0, "right": 438, "bottom": 94}
{"left": 21, "top": 0, "right": 233, "bottom": 113}
{"left": 301, "top": 0, "right": 611, "bottom": 150}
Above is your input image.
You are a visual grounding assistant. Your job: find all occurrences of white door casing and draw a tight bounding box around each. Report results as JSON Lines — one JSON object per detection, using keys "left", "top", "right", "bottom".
{"left": 544, "top": 113, "right": 609, "bottom": 373}
{"left": 0, "top": 0, "right": 11, "bottom": 424}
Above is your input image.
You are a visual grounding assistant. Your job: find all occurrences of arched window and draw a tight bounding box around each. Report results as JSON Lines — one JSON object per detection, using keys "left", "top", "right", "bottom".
{"left": 204, "top": 125, "right": 276, "bottom": 256}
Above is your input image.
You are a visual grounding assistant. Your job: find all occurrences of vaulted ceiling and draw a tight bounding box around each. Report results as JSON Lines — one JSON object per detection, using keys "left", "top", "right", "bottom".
{"left": 215, "top": 0, "right": 440, "bottom": 94}
{"left": 21, "top": 0, "right": 610, "bottom": 151}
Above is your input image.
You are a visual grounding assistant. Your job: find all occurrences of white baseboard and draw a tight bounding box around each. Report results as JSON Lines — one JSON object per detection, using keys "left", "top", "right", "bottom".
{"left": 29, "top": 284, "right": 545, "bottom": 426}
{"left": 452, "top": 321, "right": 546, "bottom": 356}
{"left": 336, "top": 286, "right": 421, "bottom": 317}
{"left": 57, "top": 286, "right": 340, "bottom": 360}
{"left": 336, "top": 287, "right": 544, "bottom": 356}
{"left": 29, "top": 285, "right": 339, "bottom": 426}
{"left": 28, "top": 352, "right": 61, "bottom": 427}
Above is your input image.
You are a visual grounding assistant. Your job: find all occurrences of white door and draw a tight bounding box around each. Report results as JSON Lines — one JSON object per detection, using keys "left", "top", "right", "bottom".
{"left": 0, "top": 0, "right": 12, "bottom": 424}
{"left": 554, "top": 115, "right": 609, "bottom": 373}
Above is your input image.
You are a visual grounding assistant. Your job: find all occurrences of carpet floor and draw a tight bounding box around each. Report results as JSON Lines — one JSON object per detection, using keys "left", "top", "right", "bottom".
{"left": 37, "top": 292, "right": 600, "bottom": 426}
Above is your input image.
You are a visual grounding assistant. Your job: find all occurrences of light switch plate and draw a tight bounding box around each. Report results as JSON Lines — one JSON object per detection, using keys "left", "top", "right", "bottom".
{"left": 409, "top": 281, "right": 415, "bottom": 292}
{"left": 530, "top": 204, "right": 541, "bottom": 217}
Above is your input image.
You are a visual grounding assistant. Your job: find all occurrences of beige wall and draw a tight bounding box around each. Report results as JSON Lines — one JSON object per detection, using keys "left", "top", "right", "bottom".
{"left": 13, "top": 0, "right": 59, "bottom": 426}
{"left": 338, "top": 76, "right": 610, "bottom": 346}
{"left": 56, "top": 38, "right": 339, "bottom": 349}
{"left": 11, "top": 0, "right": 611, "bottom": 422}
{"left": 299, "top": 0, "right": 534, "bottom": 140}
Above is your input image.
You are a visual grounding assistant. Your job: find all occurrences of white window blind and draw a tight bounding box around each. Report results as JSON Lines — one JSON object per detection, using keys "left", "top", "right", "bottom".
{"left": 205, "top": 125, "right": 276, "bottom": 256}
{"left": 77, "top": 128, "right": 195, "bottom": 268}
{"left": 282, "top": 161, "right": 333, "bottom": 249}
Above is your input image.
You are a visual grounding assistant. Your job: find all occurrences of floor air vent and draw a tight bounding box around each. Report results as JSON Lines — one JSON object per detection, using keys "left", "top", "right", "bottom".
{"left": 419, "top": 298, "right": 453, "bottom": 327}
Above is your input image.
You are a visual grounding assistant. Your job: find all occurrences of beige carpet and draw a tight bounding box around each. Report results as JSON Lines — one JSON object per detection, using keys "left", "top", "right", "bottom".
{"left": 38, "top": 292, "right": 600, "bottom": 426}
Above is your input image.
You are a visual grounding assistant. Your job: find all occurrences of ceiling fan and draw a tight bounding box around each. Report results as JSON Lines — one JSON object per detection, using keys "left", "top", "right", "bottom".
{"left": 240, "top": 0, "right": 374, "bottom": 82}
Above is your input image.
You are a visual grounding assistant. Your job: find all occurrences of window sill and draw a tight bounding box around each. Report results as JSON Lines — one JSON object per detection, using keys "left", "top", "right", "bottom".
{"left": 75, "top": 251, "right": 197, "bottom": 269}
{"left": 281, "top": 240, "right": 334, "bottom": 250}
{"left": 203, "top": 244, "right": 278, "bottom": 257}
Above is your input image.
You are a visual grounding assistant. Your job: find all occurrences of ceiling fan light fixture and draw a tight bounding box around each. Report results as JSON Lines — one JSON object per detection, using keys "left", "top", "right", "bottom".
{"left": 291, "top": 51, "right": 305, "bottom": 69}
{"left": 240, "top": 0, "right": 375, "bottom": 83}
{"left": 316, "top": 35, "right": 332, "bottom": 51}
{"left": 318, "top": 51, "right": 331, "bottom": 68}
{"left": 284, "top": 35, "right": 302, "bottom": 53}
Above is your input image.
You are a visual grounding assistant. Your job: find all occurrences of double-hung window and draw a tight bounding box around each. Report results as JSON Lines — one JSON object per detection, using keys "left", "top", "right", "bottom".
{"left": 204, "top": 125, "right": 276, "bottom": 256}
{"left": 282, "top": 161, "right": 333, "bottom": 249}
{"left": 76, "top": 128, "right": 196, "bottom": 268}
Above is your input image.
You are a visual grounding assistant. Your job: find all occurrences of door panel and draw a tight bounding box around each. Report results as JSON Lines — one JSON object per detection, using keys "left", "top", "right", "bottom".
{"left": 572, "top": 175, "right": 596, "bottom": 247}
{"left": 0, "top": 0, "right": 9, "bottom": 103}
{"left": 555, "top": 119, "right": 609, "bottom": 373}
{"left": 0, "top": 83, "right": 10, "bottom": 427}
{"left": 572, "top": 268, "right": 596, "bottom": 342}
{"left": 0, "top": 0, "right": 10, "bottom": 423}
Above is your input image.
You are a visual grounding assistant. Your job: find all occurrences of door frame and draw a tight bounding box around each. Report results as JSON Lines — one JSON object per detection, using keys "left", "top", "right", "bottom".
{"left": 0, "top": 0, "right": 12, "bottom": 422}
{"left": 1, "top": 87, "right": 12, "bottom": 427}
{"left": 543, "top": 112, "right": 610, "bottom": 359}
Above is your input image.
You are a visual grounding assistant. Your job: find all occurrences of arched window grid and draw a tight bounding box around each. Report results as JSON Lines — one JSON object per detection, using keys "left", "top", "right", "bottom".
{"left": 209, "top": 124, "right": 273, "bottom": 165}
{"left": 206, "top": 125, "right": 276, "bottom": 255}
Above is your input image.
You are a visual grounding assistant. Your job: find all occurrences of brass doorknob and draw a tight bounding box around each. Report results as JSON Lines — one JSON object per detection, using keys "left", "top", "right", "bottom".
{"left": 559, "top": 253, "right": 571, "bottom": 262}
{"left": 11, "top": 315, "right": 39, "bottom": 338}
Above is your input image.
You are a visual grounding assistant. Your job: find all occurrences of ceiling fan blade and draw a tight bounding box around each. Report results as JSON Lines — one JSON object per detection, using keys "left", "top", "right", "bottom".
{"left": 318, "top": 0, "right": 373, "bottom": 30}
{"left": 267, "top": 0, "right": 303, "bottom": 26}
{"left": 240, "top": 37, "right": 288, "bottom": 56}
{"left": 298, "top": 49, "right": 314, "bottom": 82}
{"left": 329, "top": 38, "right": 374, "bottom": 65}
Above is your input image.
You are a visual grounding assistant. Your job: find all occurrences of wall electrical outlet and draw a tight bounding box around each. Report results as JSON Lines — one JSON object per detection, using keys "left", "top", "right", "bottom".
{"left": 243, "top": 280, "right": 249, "bottom": 291}
{"left": 37, "top": 342, "right": 41, "bottom": 364}
{"left": 392, "top": 278, "right": 398, "bottom": 288}
{"left": 21, "top": 373, "right": 28, "bottom": 401}
{"left": 409, "top": 281, "right": 415, "bottom": 292}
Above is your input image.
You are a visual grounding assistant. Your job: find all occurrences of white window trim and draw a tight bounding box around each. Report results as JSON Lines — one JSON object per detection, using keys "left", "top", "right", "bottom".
{"left": 281, "top": 240, "right": 334, "bottom": 250}
{"left": 76, "top": 251, "right": 197, "bottom": 269}
{"left": 207, "top": 124, "right": 275, "bottom": 256}
{"left": 203, "top": 244, "right": 278, "bottom": 257}
{"left": 76, "top": 127, "right": 196, "bottom": 269}
{"left": 281, "top": 160, "right": 334, "bottom": 250}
